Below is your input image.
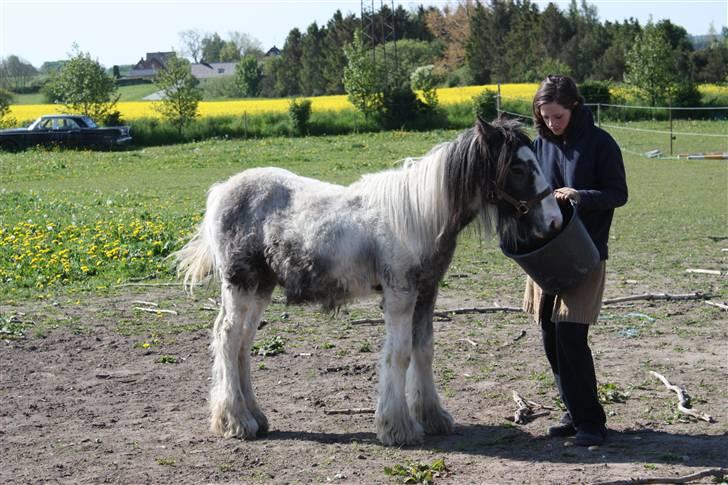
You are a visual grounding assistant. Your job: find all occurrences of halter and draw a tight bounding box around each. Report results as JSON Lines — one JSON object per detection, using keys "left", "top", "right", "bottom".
{"left": 487, "top": 181, "right": 552, "bottom": 218}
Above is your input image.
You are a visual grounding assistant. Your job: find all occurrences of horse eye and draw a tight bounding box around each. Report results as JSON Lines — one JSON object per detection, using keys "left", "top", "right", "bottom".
{"left": 510, "top": 164, "right": 526, "bottom": 176}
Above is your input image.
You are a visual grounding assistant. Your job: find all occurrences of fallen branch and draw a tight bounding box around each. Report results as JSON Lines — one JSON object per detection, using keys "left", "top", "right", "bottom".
{"left": 113, "top": 282, "right": 181, "bottom": 288}
{"left": 133, "top": 307, "right": 179, "bottom": 316}
{"left": 506, "top": 391, "right": 552, "bottom": 424}
{"left": 685, "top": 268, "right": 722, "bottom": 275}
{"left": 603, "top": 292, "right": 711, "bottom": 305}
{"left": 457, "top": 338, "right": 478, "bottom": 347}
{"left": 131, "top": 300, "right": 158, "bottom": 307}
{"left": 349, "top": 293, "right": 716, "bottom": 325}
{"left": 649, "top": 371, "right": 715, "bottom": 423}
{"left": 350, "top": 306, "right": 521, "bottom": 325}
{"left": 324, "top": 408, "right": 375, "bottom": 415}
{"left": 591, "top": 467, "right": 727, "bottom": 485}
{"left": 705, "top": 300, "right": 728, "bottom": 311}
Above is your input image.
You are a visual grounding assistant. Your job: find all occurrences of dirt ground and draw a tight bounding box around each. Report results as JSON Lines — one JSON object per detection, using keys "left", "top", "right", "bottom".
{"left": 1, "top": 285, "right": 727, "bottom": 484}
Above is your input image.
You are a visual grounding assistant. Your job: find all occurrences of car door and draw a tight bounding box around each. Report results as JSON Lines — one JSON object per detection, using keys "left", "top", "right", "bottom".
{"left": 52, "top": 118, "right": 75, "bottom": 147}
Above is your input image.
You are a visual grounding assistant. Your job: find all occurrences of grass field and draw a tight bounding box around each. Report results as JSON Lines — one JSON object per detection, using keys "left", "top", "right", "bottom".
{"left": 1, "top": 124, "right": 726, "bottom": 484}
{"left": 1, "top": 123, "right": 725, "bottom": 304}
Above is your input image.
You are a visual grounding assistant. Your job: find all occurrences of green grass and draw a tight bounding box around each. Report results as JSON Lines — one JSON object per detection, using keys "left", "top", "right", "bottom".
{"left": 9, "top": 84, "right": 159, "bottom": 105}
{"left": 116, "top": 83, "right": 159, "bottom": 101}
{"left": 0, "top": 125, "right": 725, "bottom": 303}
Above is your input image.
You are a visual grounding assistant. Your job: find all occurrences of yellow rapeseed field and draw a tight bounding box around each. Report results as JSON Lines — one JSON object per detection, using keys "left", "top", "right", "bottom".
{"left": 8, "top": 83, "right": 726, "bottom": 122}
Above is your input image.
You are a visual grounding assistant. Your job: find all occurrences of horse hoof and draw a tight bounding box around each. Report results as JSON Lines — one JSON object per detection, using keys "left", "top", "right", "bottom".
{"left": 210, "top": 406, "right": 260, "bottom": 439}
{"left": 376, "top": 417, "right": 424, "bottom": 446}
{"left": 252, "top": 409, "right": 269, "bottom": 436}
{"left": 421, "top": 408, "right": 454, "bottom": 435}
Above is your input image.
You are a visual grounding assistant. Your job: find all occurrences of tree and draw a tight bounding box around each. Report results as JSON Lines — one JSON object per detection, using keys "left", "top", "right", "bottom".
{"left": 624, "top": 22, "right": 680, "bottom": 106}
{"left": 227, "top": 32, "right": 264, "bottom": 59}
{"left": 410, "top": 64, "right": 439, "bottom": 107}
{"left": 593, "top": 19, "right": 641, "bottom": 81}
{"left": 278, "top": 28, "right": 304, "bottom": 95}
{"left": 46, "top": 48, "right": 119, "bottom": 121}
{"left": 321, "top": 10, "right": 357, "bottom": 94}
{"left": 425, "top": 1, "right": 471, "bottom": 73}
{"left": 179, "top": 29, "right": 203, "bottom": 62}
{"left": 234, "top": 55, "right": 262, "bottom": 97}
{"left": 201, "top": 33, "right": 226, "bottom": 62}
{"left": 343, "top": 30, "right": 383, "bottom": 118}
{"left": 154, "top": 56, "right": 202, "bottom": 134}
{"left": 300, "top": 22, "right": 326, "bottom": 96}
{"left": 0, "top": 55, "right": 38, "bottom": 91}
{"left": 0, "top": 87, "right": 14, "bottom": 123}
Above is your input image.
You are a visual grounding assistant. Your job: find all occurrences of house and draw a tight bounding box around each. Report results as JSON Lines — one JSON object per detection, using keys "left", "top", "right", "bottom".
{"left": 191, "top": 62, "right": 237, "bottom": 80}
{"left": 127, "top": 52, "right": 176, "bottom": 79}
{"left": 265, "top": 46, "right": 281, "bottom": 57}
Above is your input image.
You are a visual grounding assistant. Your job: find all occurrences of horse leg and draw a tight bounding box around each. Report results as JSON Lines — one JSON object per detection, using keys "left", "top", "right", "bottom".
{"left": 375, "top": 288, "right": 423, "bottom": 446}
{"left": 237, "top": 290, "right": 271, "bottom": 435}
{"left": 406, "top": 294, "right": 454, "bottom": 435}
{"left": 209, "top": 283, "right": 262, "bottom": 439}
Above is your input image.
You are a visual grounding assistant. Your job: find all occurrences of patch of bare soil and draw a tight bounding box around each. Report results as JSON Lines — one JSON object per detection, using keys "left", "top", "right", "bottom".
{"left": 1, "top": 287, "right": 726, "bottom": 484}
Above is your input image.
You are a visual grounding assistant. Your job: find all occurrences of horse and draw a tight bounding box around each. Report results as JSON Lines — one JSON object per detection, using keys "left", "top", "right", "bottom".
{"left": 174, "top": 117, "right": 563, "bottom": 446}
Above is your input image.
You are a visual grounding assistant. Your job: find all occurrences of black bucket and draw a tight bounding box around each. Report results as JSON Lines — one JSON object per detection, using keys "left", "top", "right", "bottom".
{"left": 501, "top": 202, "right": 600, "bottom": 295}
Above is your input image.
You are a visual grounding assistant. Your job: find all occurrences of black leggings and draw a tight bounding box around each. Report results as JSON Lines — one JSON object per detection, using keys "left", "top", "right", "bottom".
{"left": 540, "top": 294, "right": 606, "bottom": 428}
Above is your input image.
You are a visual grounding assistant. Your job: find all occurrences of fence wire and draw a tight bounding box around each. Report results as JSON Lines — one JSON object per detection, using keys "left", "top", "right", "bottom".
{"left": 498, "top": 98, "right": 728, "bottom": 160}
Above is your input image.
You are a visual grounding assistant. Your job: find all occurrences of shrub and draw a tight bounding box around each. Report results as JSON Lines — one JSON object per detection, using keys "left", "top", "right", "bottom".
{"left": 472, "top": 88, "right": 498, "bottom": 122}
{"left": 669, "top": 82, "right": 702, "bottom": 107}
{"left": 101, "top": 110, "right": 124, "bottom": 126}
{"left": 410, "top": 65, "right": 440, "bottom": 108}
{"left": 376, "top": 86, "right": 427, "bottom": 130}
{"left": 288, "top": 98, "right": 312, "bottom": 136}
{"left": 579, "top": 81, "right": 612, "bottom": 105}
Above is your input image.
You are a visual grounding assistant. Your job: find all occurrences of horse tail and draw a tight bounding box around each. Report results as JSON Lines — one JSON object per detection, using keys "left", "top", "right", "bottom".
{"left": 174, "top": 182, "right": 225, "bottom": 294}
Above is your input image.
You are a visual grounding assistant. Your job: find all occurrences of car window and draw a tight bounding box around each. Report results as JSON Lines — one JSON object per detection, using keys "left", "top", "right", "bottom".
{"left": 65, "top": 118, "right": 81, "bottom": 129}
{"left": 40, "top": 119, "right": 53, "bottom": 130}
{"left": 81, "top": 116, "right": 97, "bottom": 128}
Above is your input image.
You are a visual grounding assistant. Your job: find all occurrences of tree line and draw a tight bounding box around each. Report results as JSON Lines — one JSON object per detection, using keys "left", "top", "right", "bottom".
{"left": 174, "top": 0, "right": 727, "bottom": 100}
{"left": 0, "top": 0, "right": 727, "bottom": 125}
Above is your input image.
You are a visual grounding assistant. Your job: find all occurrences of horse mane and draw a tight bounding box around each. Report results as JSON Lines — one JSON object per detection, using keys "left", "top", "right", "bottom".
{"left": 352, "top": 118, "right": 530, "bottom": 257}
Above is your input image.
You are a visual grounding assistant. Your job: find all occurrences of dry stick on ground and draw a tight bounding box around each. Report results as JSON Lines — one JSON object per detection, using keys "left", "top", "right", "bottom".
{"left": 133, "top": 307, "right": 179, "bottom": 316}
{"left": 350, "top": 293, "right": 714, "bottom": 325}
{"left": 350, "top": 306, "right": 521, "bottom": 325}
{"left": 649, "top": 371, "right": 716, "bottom": 423}
{"left": 705, "top": 300, "right": 728, "bottom": 311}
{"left": 591, "top": 467, "right": 728, "bottom": 485}
{"left": 324, "top": 408, "right": 375, "bottom": 415}
{"left": 498, "top": 329, "right": 527, "bottom": 350}
{"left": 602, "top": 292, "right": 711, "bottom": 305}
{"left": 507, "top": 390, "right": 553, "bottom": 424}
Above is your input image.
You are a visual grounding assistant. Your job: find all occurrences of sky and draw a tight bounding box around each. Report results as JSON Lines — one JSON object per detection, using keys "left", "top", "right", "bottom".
{"left": 1, "top": 0, "right": 726, "bottom": 68}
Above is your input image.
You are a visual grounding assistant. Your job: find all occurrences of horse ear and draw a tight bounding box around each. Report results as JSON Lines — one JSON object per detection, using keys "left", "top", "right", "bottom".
{"left": 476, "top": 115, "right": 497, "bottom": 139}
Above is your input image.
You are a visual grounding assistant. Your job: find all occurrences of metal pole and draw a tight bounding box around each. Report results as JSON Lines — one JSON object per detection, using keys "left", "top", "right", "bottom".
{"left": 497, "top": 81, "right": 501, "bottom": 117}
{"left": 597, "top": 103, "right": 601, "bottom": 128}
{"left": 669, "top": 99, "right": 673, "bottom": 156}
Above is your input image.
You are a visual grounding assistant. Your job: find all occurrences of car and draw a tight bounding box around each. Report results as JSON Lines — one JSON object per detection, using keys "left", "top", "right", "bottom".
{"left": 0, "top": 114, "right": 132, "bottom": 151}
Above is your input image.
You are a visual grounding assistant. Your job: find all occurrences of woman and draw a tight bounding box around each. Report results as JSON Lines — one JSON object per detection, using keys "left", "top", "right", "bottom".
{"left": 523, "top": 75, "right": 628, "bottom": 446}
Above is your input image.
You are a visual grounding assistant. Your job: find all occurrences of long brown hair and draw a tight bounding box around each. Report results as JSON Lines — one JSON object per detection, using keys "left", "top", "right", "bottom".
{"left": 532, "top": 75, "right": 585, "bottom": 141}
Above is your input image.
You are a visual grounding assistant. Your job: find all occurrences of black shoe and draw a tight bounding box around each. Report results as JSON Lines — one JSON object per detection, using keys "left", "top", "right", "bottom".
{"left": 574, "top": 423, "right": 607, "bottom": 446}
{"left": 547, "top": 413, "right": 576, "bottom": 437}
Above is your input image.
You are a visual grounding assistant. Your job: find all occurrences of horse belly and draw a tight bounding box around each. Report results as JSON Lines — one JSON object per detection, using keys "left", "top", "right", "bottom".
{"left": 266, "top": 219, "right": 379, "bottom": 310}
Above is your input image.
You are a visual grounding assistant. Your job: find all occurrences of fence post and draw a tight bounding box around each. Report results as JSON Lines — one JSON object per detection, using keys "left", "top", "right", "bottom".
{"left": 669, "top": 99, "right": 673, "bottom": 157}
{"left": 496, "top": 81, "right": 501, "bottom": 117}
{"left": 597, "top": 103, "right": 601, "bottom": 128}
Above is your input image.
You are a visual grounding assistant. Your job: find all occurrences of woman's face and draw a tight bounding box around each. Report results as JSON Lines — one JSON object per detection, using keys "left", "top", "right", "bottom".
{"left": 539, "top": 102, "right": 572, "bottom": 137}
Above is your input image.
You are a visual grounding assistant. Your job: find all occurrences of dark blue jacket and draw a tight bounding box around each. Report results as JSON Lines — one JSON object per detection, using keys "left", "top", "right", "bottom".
{"left": 533, "top": 107, "right": 628, "bottom": 260}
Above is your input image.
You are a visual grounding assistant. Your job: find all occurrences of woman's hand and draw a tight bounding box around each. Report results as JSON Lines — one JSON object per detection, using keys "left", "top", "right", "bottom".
{"left": 554, "top": 187, "right": 581, "bottom": 204}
